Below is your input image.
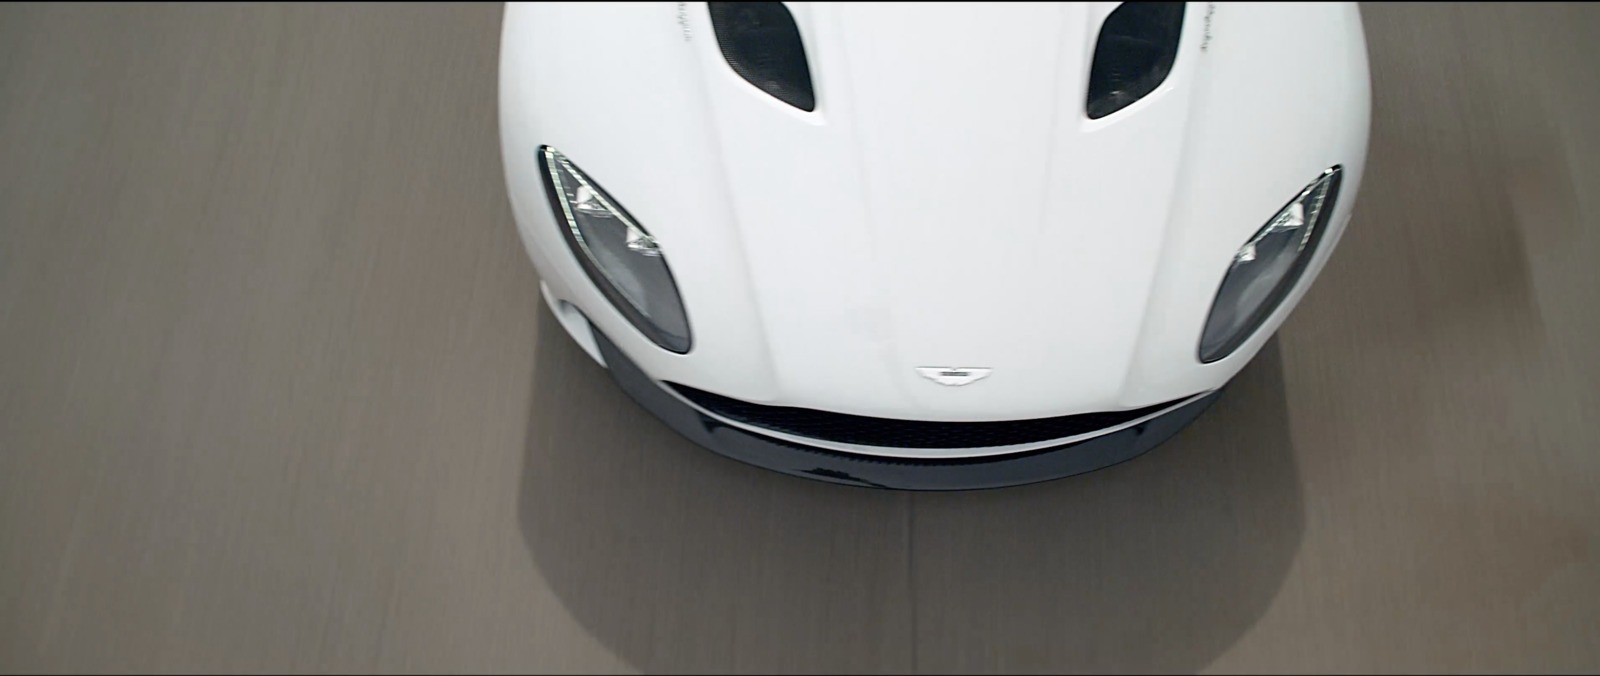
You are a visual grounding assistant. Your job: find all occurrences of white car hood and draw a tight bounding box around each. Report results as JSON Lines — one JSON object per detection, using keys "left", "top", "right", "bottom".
{"left": 712, "top": 3, "right": 1189, "bottom": 412}
{"left": 500, "top": 2, "right": 1370, "bottom": 422}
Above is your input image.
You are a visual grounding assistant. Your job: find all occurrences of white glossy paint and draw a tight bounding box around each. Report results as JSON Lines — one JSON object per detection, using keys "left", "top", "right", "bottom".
{"left": 499, "top": 2, "right": 1371, "bottom": 458}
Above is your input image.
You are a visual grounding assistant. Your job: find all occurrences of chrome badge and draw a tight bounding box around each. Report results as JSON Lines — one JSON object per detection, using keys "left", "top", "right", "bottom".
{"left": 916, "top": 367, "right": 993, "bottom": 387}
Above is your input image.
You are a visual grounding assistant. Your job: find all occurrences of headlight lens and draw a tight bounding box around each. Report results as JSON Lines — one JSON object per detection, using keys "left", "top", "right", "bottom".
{"left": 539, "top": 147, "right": 691, "bottom": 353}
{"left": 1199, "top": 166, "right": 1343, "bottom": 363}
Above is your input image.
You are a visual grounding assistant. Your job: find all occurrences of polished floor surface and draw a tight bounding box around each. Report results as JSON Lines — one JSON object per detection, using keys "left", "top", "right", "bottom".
{"left": 2, "top": 3, "right": 1598, "bottom": 673}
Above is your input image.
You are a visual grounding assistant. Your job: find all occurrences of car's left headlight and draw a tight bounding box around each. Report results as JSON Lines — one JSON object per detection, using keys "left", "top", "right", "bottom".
{"left": 539, "top": 146, "right": 692, "bottom": 353}
{"left": 1199, "top": 166, "right": 1343, "bottom": 363}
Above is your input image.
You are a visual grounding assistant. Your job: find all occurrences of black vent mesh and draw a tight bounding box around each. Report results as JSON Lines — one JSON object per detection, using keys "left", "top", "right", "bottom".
{"left": 1087, "top": 1, "right": 1186, "bottom": 119}
{"left": 669, "top": 383, "right": 1185, "bottom": 449}
{"left": 708, "top": 2, "right": 816, "bottom": 112}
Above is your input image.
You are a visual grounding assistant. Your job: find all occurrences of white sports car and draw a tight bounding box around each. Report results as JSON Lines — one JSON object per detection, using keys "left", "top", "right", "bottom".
{"left": 499, "top": 1, "right": 1370, "bottom": 489}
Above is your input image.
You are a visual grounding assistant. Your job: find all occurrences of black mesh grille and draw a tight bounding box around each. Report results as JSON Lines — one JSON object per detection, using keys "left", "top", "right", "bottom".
{"left": 708, "top": 2, "right": 816, "bottom": 111}
{"left": 668, "top": 383, "right": 1187, "bottom": 449}
{"left": 1086, "top": 1, "right": 1186, "bottom": 119}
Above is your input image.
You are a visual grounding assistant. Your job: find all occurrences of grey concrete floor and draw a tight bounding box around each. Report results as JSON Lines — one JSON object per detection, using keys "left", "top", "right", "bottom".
{"left": 2, "top": 2, "right": 1598, "bottom": 673}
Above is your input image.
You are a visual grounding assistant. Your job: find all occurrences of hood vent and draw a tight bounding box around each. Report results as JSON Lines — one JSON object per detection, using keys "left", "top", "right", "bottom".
{"left": 1086, "top": 2, "right": 1185, "bottom": 119}
{"left": 708, "top": 2, "right": 816, "bottom": 112}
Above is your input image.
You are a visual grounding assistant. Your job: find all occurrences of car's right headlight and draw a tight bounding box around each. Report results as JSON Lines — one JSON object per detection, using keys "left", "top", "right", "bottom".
{"left": 1198, "top": 166, "right": 1343, "bottom": 363}
{"left": 539, "top": 146, "right": 692, "bottom": 354}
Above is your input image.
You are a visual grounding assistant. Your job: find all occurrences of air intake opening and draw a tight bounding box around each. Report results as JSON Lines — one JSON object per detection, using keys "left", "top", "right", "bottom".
{"left": 708, "top": 2, "right": 816, "bottom": 112}
{"left": 669, "top": 382, "right": 1188, "bottom": 450}
{"left": 1086, "top": 1, "right": 1186, "bottom": 119}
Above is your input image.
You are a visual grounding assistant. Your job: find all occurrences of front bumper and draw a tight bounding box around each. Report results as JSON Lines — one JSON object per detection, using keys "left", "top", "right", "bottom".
{"left": 590, "top": 323, "right": 1222, "bottom": 491}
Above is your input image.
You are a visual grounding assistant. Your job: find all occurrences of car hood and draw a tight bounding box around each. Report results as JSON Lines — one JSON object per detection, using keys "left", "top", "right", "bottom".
{"left": 500, "top": 2, "right": 1370, "bottom": 421}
